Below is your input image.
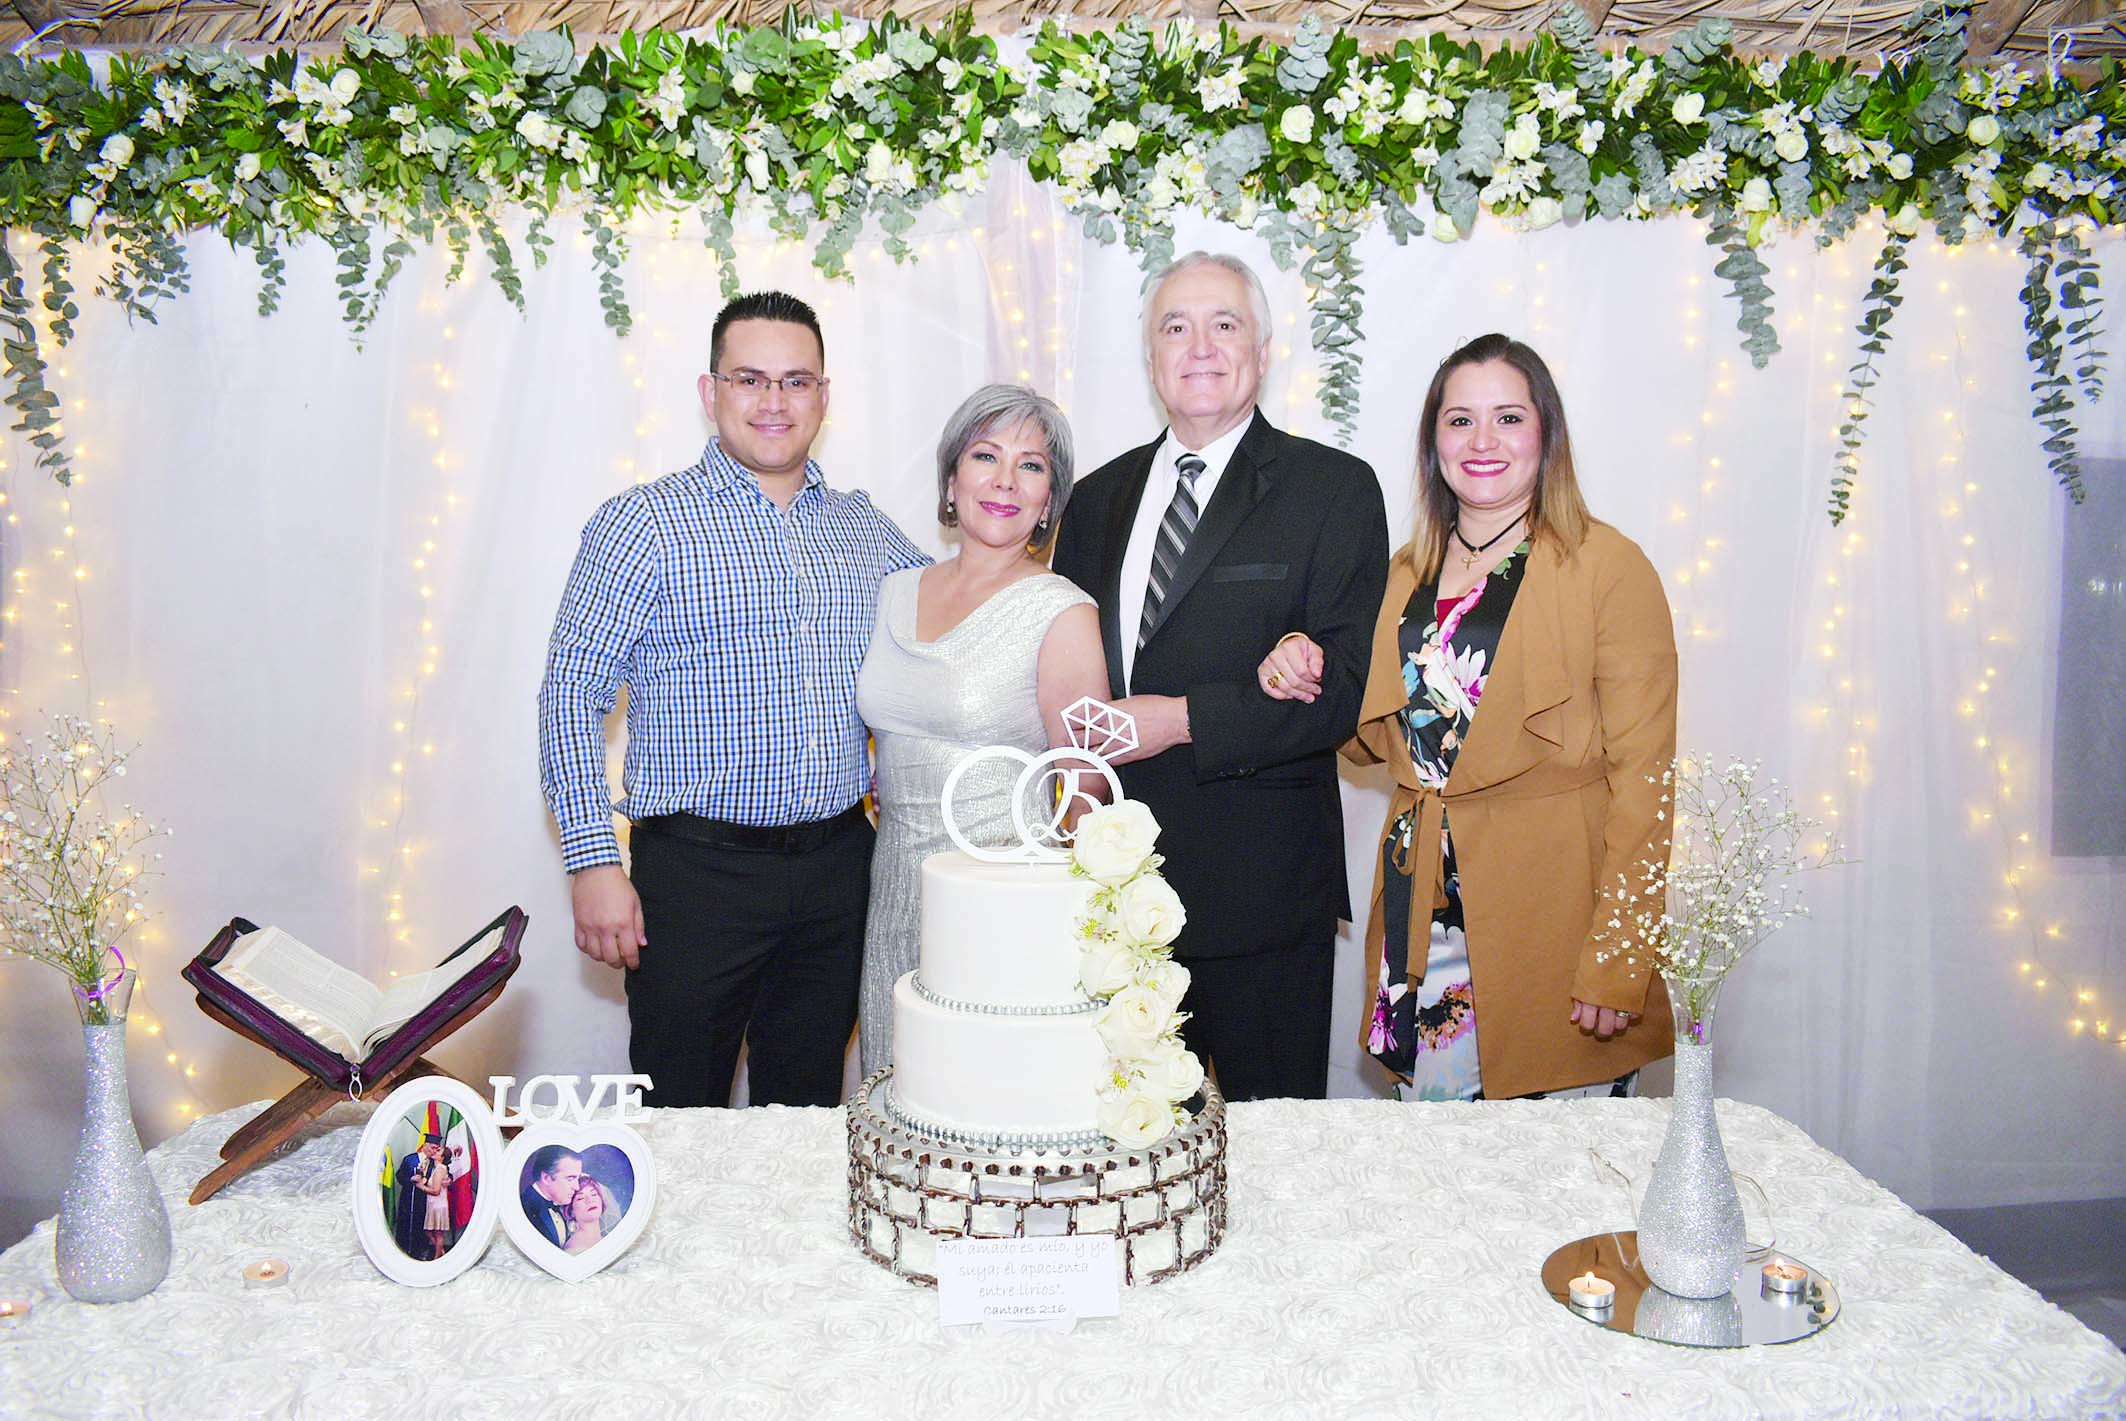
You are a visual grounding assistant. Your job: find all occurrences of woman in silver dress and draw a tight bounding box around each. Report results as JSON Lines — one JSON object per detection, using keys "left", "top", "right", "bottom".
{"left": 854, "top": 385, "right": 1109, "bottom": 1077}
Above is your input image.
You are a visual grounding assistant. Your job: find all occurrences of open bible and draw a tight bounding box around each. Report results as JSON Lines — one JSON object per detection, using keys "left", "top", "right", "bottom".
{"left": 184, "top": 907, "right": 525, "bottom": 1094}
{"left": 213, "top": 923, "right": 506, "bottom": 1063}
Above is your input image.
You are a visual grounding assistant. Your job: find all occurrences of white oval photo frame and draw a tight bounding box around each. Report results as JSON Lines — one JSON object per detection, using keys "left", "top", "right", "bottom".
{"left": 500, "top": 1120, "right": 656, "bottom": 1283}
{"left": 351, "top": 1076, "right": 505, "bottom": 1287}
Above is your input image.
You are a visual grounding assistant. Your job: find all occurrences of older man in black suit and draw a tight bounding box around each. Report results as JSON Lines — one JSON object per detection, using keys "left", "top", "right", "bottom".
{"left": 519, "top": 1145, "right": 583, "bottom": 1248}
{"left": 1052, "top": 251, "right": 1388, "bottom": 1102}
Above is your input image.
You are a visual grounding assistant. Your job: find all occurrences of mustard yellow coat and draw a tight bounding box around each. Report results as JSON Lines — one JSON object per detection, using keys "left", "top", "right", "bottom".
{"left": 1345, "top": 521, "right": 1678, "bottom": 1099}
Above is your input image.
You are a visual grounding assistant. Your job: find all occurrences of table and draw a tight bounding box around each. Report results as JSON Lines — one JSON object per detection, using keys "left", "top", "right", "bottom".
{"left": 2, "top": 1097, "right": 2120, "bottom": 1418}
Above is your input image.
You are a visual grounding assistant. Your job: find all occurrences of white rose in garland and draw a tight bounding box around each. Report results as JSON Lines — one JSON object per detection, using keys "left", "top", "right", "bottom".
{"left": 1072, "top": 801, "right": 1160, "bottom": 886}
{"left": 1115, "top": 872, "right": 1185, "bottom": 948}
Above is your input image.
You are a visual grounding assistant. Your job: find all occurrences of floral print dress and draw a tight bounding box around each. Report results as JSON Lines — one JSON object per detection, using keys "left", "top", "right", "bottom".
{"left": 1370, "top": 541, "right": 1529, "bottom": 1100}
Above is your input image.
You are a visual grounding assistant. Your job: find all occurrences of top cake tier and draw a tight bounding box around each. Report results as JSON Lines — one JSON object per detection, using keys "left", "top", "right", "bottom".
{"left": 918, "top": 852, "right": 1094, "bottom": 1010}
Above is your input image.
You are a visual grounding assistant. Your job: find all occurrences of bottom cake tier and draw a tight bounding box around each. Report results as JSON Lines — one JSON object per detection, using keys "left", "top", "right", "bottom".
{"left": 887, "top": 970, "right": 1109, "bottom": 1151}
{"left": 846, "top": 1069, "right": 1228, "bottom": 1288}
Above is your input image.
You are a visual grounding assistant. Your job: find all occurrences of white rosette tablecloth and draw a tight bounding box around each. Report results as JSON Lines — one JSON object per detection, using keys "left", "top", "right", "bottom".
{"left": 1, "top": 1098, "right": 2120, "bottom": 1419}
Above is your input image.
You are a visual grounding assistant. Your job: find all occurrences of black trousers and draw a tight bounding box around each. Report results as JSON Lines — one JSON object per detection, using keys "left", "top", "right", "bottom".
{"left": 624, "top": 815, "right": 873, "bottom": 1109}
{"left": 1174, "top": 934, "right": 1336, "bottom": 1102}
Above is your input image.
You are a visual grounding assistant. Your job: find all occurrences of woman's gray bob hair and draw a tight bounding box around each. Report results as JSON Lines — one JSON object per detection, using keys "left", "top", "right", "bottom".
{"left": 935, "top": 383, "right": 1076, "bottom": 550}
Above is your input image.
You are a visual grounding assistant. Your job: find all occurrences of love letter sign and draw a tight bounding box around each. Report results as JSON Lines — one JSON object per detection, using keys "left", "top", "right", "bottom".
{"left": 487, "top": 1073, "right": 653, "bottom": 1127}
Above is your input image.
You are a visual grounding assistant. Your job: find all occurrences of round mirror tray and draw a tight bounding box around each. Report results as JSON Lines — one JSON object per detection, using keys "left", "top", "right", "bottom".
{"left": 1541, "top": 1231, "right": 1840, "bottom": 1347}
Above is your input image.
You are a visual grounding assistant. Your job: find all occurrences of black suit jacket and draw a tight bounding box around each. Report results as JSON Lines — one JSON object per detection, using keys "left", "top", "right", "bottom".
{"left": 1052, "top": 410, "right": 1388, "bottom": 959}
{"left": 521, "top": 1184, "right": 568, "bottom": 1247}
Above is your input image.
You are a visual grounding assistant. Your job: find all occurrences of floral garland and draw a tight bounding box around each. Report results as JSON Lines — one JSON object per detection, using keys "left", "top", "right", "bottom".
{"left": 0, "top": 3, "right": 2118, "bottom": 513}
{"left": 1068, "top": 800, "right": 1204, "bottom": 1149}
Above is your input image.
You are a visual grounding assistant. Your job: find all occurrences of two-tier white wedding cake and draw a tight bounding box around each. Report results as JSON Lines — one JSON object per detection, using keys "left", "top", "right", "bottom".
{"left": 847, "top": 706, "right": 1228, "bottom": 1286}
{"left": 884, "top": 852, "right": 1111, "bottom": 1150}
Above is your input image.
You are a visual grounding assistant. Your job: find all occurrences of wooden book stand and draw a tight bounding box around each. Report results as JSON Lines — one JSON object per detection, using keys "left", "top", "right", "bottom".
{"left": 182, "top": 908, "right": 526, "bottom": 1206}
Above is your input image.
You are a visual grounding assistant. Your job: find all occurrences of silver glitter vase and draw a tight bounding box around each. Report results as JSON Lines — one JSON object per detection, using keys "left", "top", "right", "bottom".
{"left": 56, "top": 971, "right": 173, "bottom": 1304}
{"left": 1636, "top": 970, "right": 1745, "bottom": 1299}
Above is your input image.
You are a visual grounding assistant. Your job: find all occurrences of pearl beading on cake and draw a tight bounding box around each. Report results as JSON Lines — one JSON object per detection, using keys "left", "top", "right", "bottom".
{"left": 846, "top": 1069, "right": 1228, "bottom": 1290}
{"left": 910, "top": 973, "right": 1101, "bottom": 1018}
{"left": 878, "top": 1080, "right": 1112, "bottom": 1155}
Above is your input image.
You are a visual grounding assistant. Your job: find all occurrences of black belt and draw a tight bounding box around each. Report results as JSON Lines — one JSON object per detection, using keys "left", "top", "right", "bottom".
{"left": 634, "top": 802, "right": 866, "bottom": 854}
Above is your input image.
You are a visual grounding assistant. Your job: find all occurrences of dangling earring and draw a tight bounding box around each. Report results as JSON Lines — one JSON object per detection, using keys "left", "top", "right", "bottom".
{"left": 943, "top": 497, "right": 957, "bottom": 527}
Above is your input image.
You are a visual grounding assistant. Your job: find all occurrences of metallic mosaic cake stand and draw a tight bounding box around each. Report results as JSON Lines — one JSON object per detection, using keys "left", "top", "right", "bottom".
{"left": 846, "top": 1069, "right": 1227, "bottom": 1288}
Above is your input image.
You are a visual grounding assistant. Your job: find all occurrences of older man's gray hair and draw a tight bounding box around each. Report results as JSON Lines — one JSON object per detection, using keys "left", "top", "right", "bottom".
{"left": 1139, "top": 251, "right": 1274, "bottom": 359}
{"left": 935, "top": 383, "right": 1076, "bottom": 548}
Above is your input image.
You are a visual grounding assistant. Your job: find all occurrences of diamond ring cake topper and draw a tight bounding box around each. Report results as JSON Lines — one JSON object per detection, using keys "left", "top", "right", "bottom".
{"left": 940, "top": 697, "right": 1134, "bottom": 863}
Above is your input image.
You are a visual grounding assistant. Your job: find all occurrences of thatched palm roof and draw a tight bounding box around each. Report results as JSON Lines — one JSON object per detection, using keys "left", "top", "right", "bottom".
{"left": 5, "top": 0, "right": 2120, "bottom": 60}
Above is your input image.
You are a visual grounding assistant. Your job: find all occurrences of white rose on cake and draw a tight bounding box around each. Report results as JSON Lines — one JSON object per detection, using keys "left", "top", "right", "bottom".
{"left": 1079, "top": 936, "right": 1141, "bottom": 998}
{"left": 1098, "top": 1084, "right": 1175, "bottom": 1148}
{"left": 1116, "top": 873, "right": 1185, "bottom": 947}
{"left": 1073, "top": 801, "right": 1161, "bottom": 886}
{"left": 1135, "top": 957, "right": 1190, "bottom": 1017}
{"left": 1138, "top": 1037, "right": 1205, "bottom": 1102}
{"left": 1097, "top": 983, "right": 1175, "bottom": 1060}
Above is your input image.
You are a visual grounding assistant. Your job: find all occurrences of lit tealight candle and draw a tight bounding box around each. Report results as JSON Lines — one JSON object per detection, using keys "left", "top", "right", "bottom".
{"left": 1568, "top": 1272, "right": 1616, "bottom": 1310}
{"left": 242, "top": 1258, "right": 291, "bottom": 1290}
{"left": 1762, "top": 1262, "right": 1808, "bottom": 1298}
{"left": 0, "top": 1297, "right": 29, "bottom": 1321}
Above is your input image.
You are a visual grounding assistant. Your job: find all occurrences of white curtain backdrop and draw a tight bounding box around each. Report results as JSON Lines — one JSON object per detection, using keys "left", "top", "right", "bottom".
{"left": 4, "top": 166, "right": 2121, "bottom": 1244}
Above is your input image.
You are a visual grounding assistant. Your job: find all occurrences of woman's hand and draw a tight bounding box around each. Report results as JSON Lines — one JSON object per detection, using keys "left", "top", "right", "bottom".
{"left": 1259, "top": 632, "right": 1324, "bottom": 702}
{"left": 1569, "top": 999, "right": 1635, "bottom": 1040}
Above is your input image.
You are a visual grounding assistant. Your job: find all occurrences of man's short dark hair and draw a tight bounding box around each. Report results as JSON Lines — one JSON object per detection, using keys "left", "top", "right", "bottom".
{"left": 711, "top": 291, "right": 824, "bottom": 372}
{"left": 529, "top": 1145, "right": 579, "bottom": 1181}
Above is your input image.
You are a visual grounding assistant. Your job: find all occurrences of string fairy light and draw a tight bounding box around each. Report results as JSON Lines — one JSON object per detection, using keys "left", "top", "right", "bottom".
{"left": 1929, "top": 252, "right": 2112, "bottom": 1055}
{"left": 361, "top": 277, "right": 474, "bottom": 977}
{"left": 1664, "top": 243, "right": 1739, "bottom": 651}
{"left": 0, "top": 241, "right": 214, "bottom": 1127}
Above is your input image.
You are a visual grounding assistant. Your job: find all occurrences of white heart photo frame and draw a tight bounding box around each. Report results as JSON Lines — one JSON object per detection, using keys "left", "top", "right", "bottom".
{"left": 500, "top": 1121, "right": 656, "bottom": 1282}
{"left": 352, "top": 1077, "right": 505, "bottom": 1288}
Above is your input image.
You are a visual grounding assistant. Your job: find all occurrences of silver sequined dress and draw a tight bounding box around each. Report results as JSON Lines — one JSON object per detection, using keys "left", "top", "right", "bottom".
{"left": 854, "top": 566, "right": 1094, "bottom": 1078}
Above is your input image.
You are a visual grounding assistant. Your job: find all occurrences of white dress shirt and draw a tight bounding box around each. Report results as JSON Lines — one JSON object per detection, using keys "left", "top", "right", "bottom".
{"left": 1117, "top": 415, "right": 1253, "bottom": 691}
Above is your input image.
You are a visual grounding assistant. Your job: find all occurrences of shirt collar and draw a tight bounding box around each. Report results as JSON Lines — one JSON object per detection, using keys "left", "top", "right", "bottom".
{"left": 1158, "top": 411, "right": 1254, "bottom": 485}
{"left": 699, "top": 438, "right": 827, "bottom": 504}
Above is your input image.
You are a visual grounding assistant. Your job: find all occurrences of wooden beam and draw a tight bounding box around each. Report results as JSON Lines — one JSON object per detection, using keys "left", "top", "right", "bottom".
{"left": 1968, "top": 0, "right": 2039, "bottom": 62}
{"left": 412, "top": 0, "right": 477, "bottom": 32}
{"left": 9, "top": 0, "right": 82, "bottom": 37}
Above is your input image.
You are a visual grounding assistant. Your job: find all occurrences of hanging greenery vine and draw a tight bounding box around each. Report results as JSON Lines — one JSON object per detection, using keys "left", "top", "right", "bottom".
{"left": 0, "top": 7, "right": 2118, "bottom": 504}
{"left": 1830, "top": 232, "right": 1911, "bottom": 523}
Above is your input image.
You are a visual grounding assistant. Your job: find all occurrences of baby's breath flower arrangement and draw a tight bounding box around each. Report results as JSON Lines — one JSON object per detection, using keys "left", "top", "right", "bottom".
{"left": 0, "top": 714, "right": 167, "bottom": 1024}
{"left": 1594, "top": 755, "right": 1845, "bottom": 1038}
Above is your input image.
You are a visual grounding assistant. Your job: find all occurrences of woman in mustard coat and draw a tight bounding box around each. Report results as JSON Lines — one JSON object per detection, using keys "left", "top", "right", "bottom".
{"left": 1260, "top": 333, "right": 1676, "bottom": 1099}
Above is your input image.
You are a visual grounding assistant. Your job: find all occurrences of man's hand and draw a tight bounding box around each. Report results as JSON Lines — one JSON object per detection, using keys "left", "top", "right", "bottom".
{"left": 572, "top": 864, "right": 646, "bottom": 970}
{"left": 1259, "top": 632, "right": 1325, "bottom": 703}
{"left": 1107, "top": 694, "right": 1191, "bottom": 762}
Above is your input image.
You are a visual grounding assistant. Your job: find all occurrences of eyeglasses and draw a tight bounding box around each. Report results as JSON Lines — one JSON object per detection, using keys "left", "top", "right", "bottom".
{"left": 709, "top": 370, "right": 827, "bottom": 397}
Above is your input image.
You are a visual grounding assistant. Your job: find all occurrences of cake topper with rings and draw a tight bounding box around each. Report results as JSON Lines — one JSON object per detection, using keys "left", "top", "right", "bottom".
{"left": 939, "top": 697, "right": 1134, "bottom": 863}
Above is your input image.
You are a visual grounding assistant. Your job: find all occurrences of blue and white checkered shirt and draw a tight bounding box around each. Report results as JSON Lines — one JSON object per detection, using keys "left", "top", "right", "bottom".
{"left": 538, "top": 439, "right": 929, "bottom": 872}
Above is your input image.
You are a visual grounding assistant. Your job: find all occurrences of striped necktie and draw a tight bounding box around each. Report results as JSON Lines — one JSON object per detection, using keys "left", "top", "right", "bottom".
{"left": 1139, "top": 451, "right": 1207, "bottom": 649}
